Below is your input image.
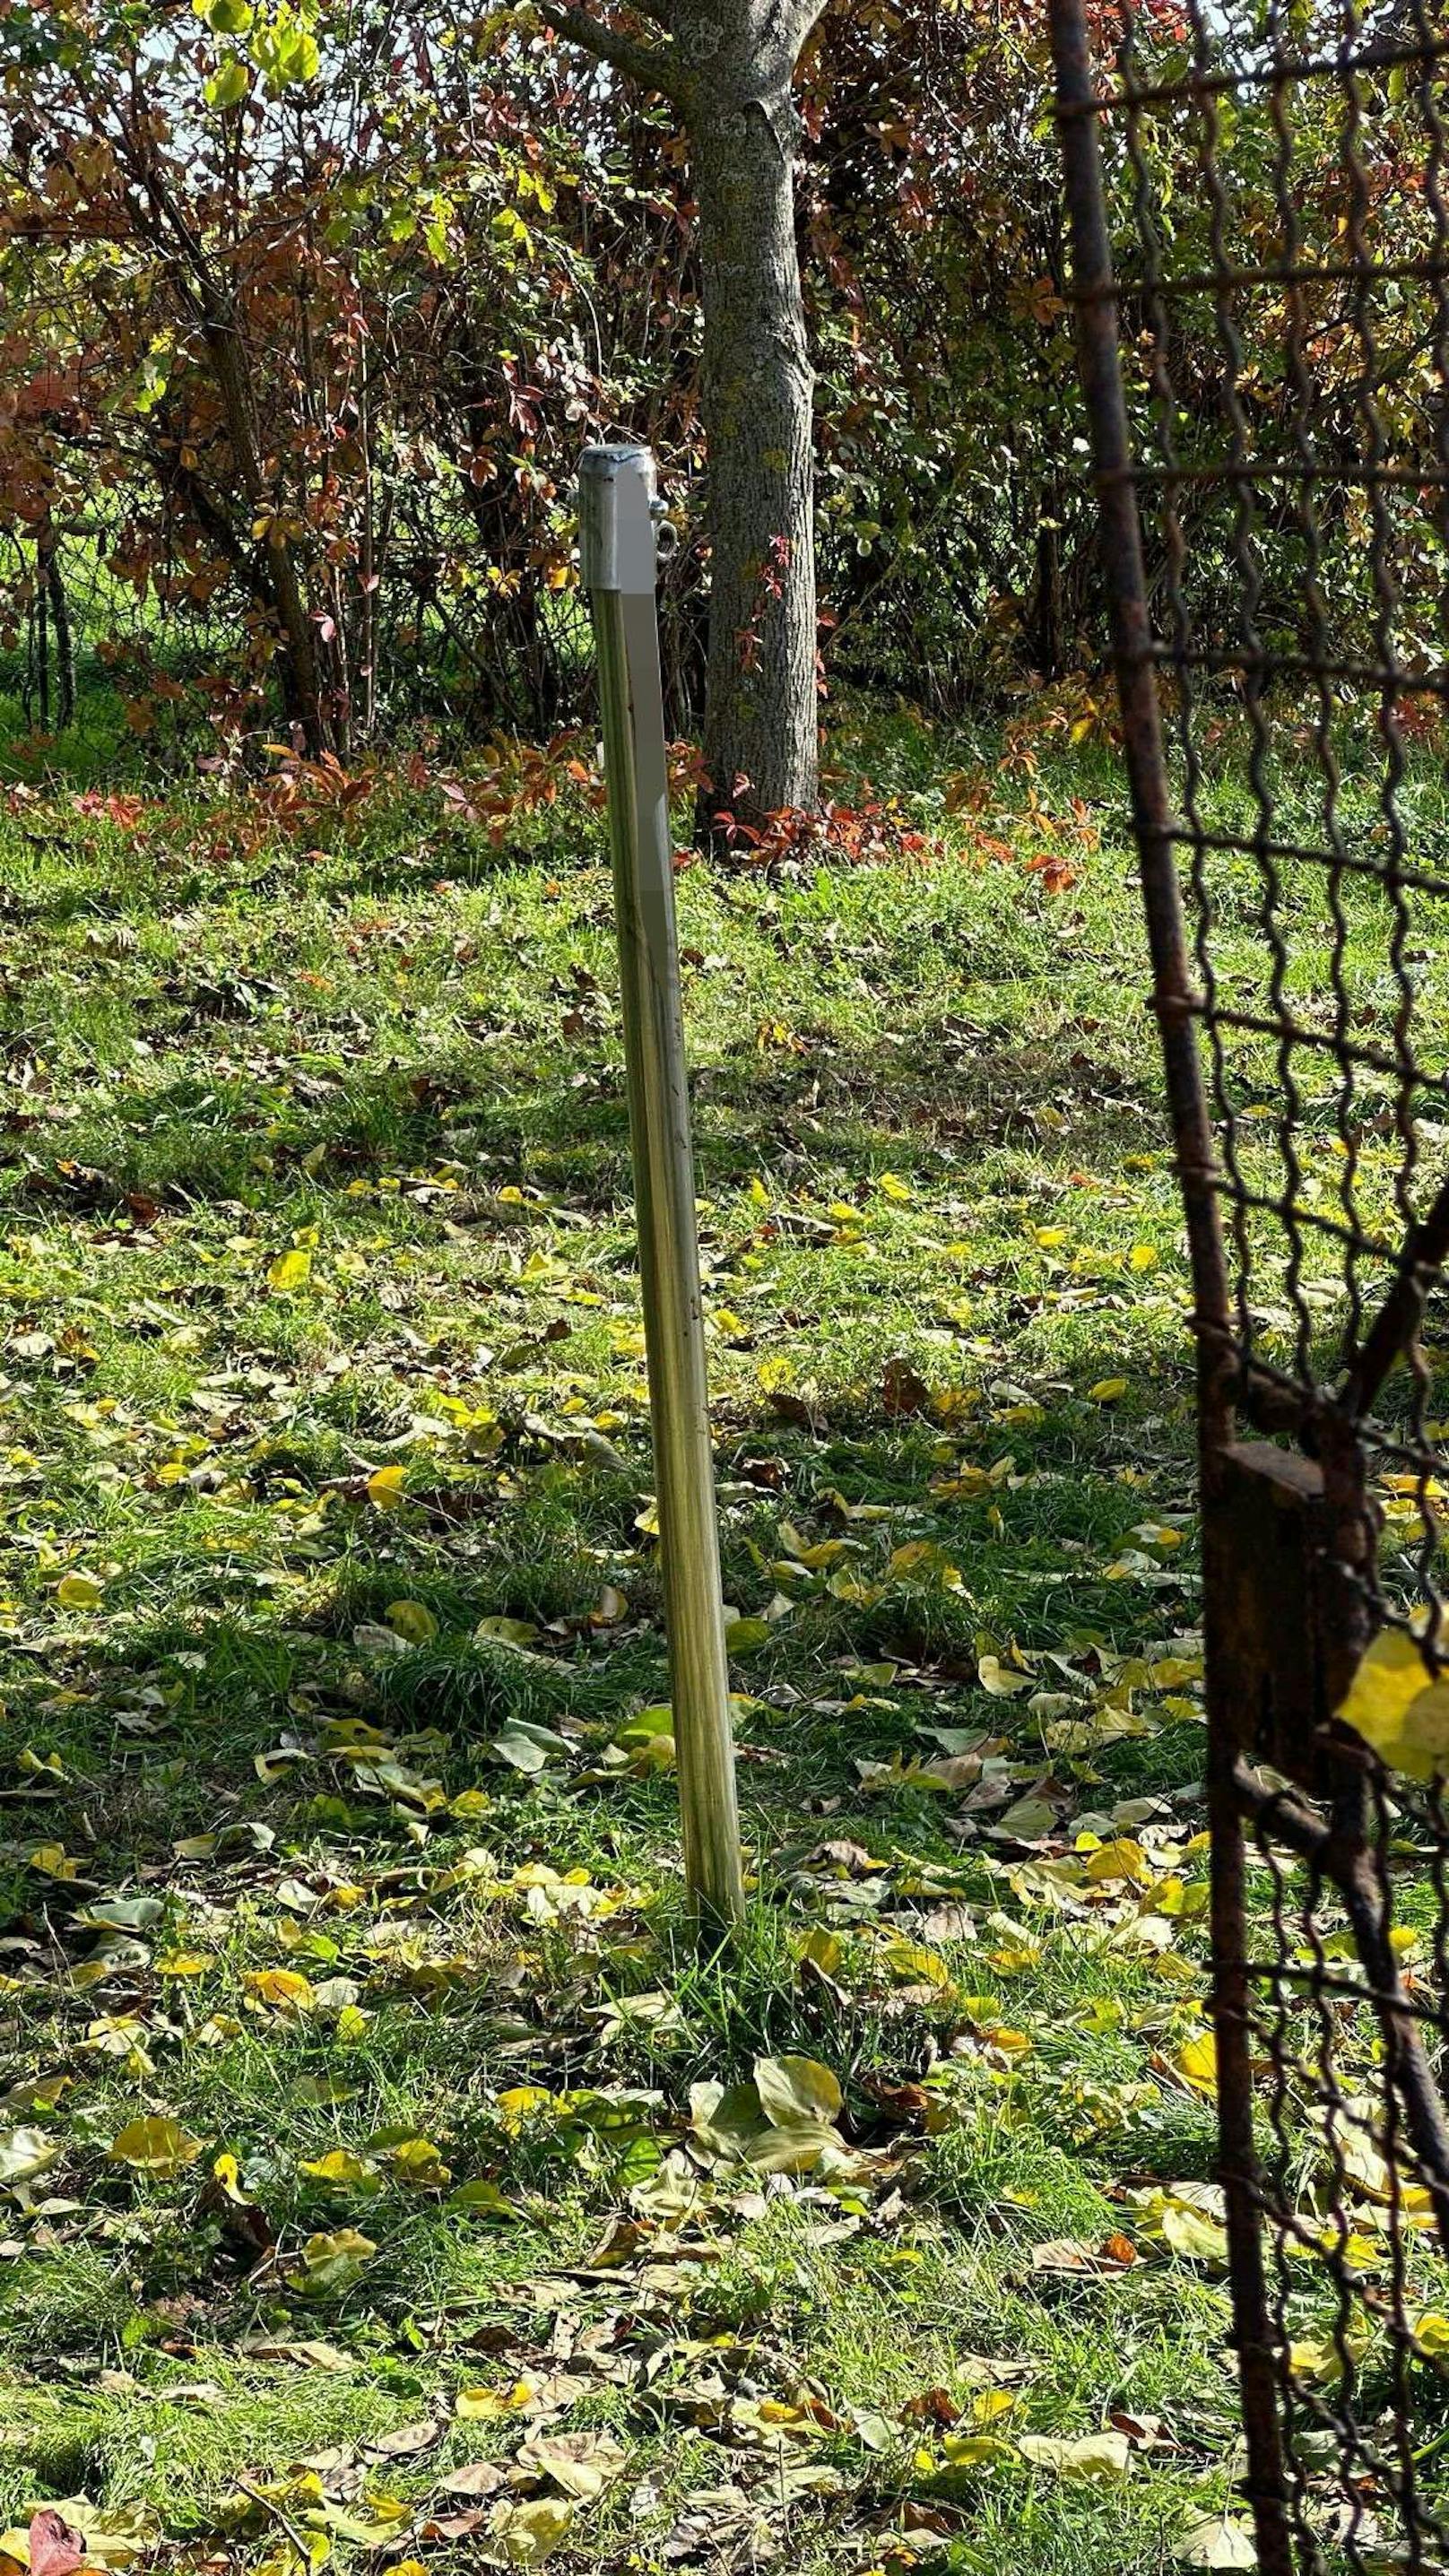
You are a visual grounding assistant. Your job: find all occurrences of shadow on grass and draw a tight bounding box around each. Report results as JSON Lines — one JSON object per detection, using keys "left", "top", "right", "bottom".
{"left": 4, "top": 1011, "right": 1164, "bottom": 1214}
{"left": 0, "top": 1348, "right": 1202, "bottom": 1894}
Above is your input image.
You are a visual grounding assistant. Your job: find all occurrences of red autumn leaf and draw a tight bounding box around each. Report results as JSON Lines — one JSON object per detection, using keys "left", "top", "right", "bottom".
{"left": 901, "top": 2386, "right": 961, "bottom": 2425}
{"left": 29, "top": 2511, "right": 87, "bottom": 2576}
{"left": 1026, "top": 851, "right": 1080, "bottom": 894}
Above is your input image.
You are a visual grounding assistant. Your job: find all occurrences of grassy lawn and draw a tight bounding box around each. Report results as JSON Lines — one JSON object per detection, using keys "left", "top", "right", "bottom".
{"left": 0, "top": 702, "right": 1445, "bottom": 2576}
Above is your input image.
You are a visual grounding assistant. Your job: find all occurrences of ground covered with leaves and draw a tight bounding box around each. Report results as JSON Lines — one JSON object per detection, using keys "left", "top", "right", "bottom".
{"left": 0, "top": 709, "right": 1444, "bottom": 2576}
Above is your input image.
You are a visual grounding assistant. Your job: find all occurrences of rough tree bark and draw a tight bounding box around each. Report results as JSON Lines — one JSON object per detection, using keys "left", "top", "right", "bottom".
{"left": 691, "top": 79, "right": 817, "bottom": 827}
{"left": 538, "top": 0, "right": 822, "bottom": 837}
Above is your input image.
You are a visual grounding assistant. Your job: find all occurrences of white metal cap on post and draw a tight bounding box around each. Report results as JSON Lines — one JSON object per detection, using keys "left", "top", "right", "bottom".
{"left": 578, "top": 443, "right": 660, "bottom": 594}
{"left": 578, "top": 443, "right": 745, "bottom": 1937}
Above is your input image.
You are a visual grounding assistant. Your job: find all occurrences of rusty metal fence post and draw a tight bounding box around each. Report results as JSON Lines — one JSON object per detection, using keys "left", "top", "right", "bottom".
{"left": 1049, "top": 0, "right": 1449, "bottom": 2563}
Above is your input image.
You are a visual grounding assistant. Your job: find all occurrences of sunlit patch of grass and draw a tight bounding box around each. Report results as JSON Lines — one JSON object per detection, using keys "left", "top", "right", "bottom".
{"left": 1, "top": 715, "right": 1445, "bottom": 2568}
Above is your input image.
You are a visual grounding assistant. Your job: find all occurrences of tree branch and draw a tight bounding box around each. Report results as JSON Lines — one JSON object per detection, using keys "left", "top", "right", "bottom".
{"left": 756, "top": 0, "right": 827, "bottom": 82}
{"left": 535, "top": 0, "right": 685, "bottom": 99}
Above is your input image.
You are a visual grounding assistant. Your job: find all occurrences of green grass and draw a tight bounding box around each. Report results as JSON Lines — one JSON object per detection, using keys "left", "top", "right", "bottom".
{"left": 0, "top": 700, "right": 1445, "bottom": 2574}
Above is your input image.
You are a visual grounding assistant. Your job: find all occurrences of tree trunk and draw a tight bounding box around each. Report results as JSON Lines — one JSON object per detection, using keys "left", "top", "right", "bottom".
{"left": 43, "top": 529, "right": 75, "bottom": 729}
{"left": 691, "top": 100, "right": 818, "bottom": 836}
{"left": 199, "top": 309, "right": 331, "bottom": 757}
{"left": 538, "top": 0, "right": 823, "bottom": 838}
{"left": 114, "top": 139, "right": 333, "bottom": 757}
{"left": 1032, "top": 484, "right": 1063, "bottom": 681}
{"left": 33, "top": 542, "right": 49, "bottom": 734}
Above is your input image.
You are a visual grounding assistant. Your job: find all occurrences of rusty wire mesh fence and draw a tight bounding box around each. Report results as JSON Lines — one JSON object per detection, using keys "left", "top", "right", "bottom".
{"left": 1049, "top": 0, "right": 1449, "bottom": 2566}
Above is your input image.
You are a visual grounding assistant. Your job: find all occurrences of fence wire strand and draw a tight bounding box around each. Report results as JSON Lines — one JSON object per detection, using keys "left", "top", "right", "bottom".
{"left": 1050, "top": 0, "right": 1449, "bottom": 2563}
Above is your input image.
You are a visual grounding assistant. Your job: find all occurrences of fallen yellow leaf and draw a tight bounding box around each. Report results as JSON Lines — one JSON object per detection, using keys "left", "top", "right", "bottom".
{"left": 1337, "top": 1624, "right": 1449, "bottom": 1782}
{"left": 1175, "top": 2028, "right": 1218, "bottom": 2097}
{"left": 56, "top": 1573, "right": 104, "bottom": 1610}
{"left": 109, "top": 2115, "right": 204, "bottom": 2176}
